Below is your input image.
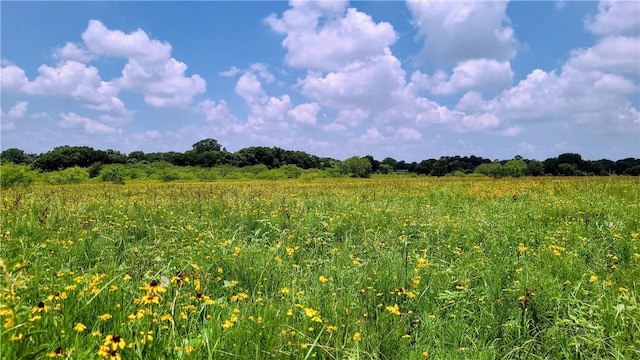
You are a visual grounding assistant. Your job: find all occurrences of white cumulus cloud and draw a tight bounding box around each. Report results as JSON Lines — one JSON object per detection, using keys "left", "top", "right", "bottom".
{"left": 266, "top": 1, "right": 397, "bottom": 72}
{"left": 58, "top": 112, "right": 118, "bottom": 134}
{"left": 585, "top": 0, "right": 640, "bottom": 36}
{"left": 408, "top": 0, "right": 517, "bottom": 65}
{"left": 431, "top": 59, "right": 513, "bottom": 94}
{"left": 288, "top": 102, "right": 320, "bottom": 125}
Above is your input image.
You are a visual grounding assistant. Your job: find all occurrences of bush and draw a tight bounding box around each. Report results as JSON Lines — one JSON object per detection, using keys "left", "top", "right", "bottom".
{"left": 256, "top": 169, "right": 287, "bottom": 180}
{"left": 0, "top": 164, "right": 34, "bottom": 188}
{"left": 280, "top": 164, "right": 302, "bottom": 179}
{"left": 160, "top": 172, "right": 180, "bottom": 182}
{"left": 100, "top": 166, "right": 125, "bottom": 184}
{"left": 46, "top": 166, "right": 89, "bottom": 184}
{"left": 88, "top": 162, "right": 103, "bottom": 178}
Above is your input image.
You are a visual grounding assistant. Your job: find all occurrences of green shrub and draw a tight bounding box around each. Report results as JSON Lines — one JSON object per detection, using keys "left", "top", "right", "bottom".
{"left": 0, "top": 164, "right": 34, "bottom": 188}
{"left": 280, "top": 164, "right": 303, "bottom": 179}
{"left": 160, "top": 171, "right": 180, "bottom": 182}
{"left": 100, "top": 166, "right": 125, "bottom": 184}
{"left": 46, "top": 166, "right": 89, "bottom": 184}
{"left": 88, "top": 162, "right": 103, "bottom": 178}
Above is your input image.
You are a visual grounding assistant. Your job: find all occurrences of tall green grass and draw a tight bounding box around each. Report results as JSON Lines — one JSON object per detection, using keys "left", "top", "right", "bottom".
{"left": 1, "top": 177, "right": 638, "bottom": 359}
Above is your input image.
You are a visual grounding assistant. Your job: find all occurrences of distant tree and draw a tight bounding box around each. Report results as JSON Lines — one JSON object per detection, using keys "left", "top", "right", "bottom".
{"left": 615, "top": 158, "right": 640, "bottom": 175}
{"left": 589, "top": 159, "right": 615, "bottom": 175}
{"left": 381, "top": 157, "right": 397, "bottom": 171}
{"left": 415, "top": 159, "right": 435, "bottom": 175}
{"left": 526, "top": 160, "right": 544, "bottom": 176}
{"left": 105, "top": 149, "right": 127, "bottom": 164}
{"left": 192, "top": 138, "right": 222, "bottom": 153}
{"left": 475, "top": 162, "right": 507, "bottom": 178}
{"left": 430, "top": 157, "right": 449, "bottom": 176}
{"left": 558, "top": 153, "right": 583, "bottom": 167}
{"left": 624, "top": 165, "right": 640, "bottom": 176}
{"left": 378, "top": 164, "right": 393, "bottom": 174}
{"left": 33, "top": 146, "right": 102, "bottom": 171}
{"left": 363, "top": 155, "right": 380, "bottom": 173}
{"left": 503, "top": 159, "right": 527, "bottom": 177}
{"left": 128, "top": 151, "right": 146, "bottom": 162}
{"left": 339, "top": 156, "right": 372, "bottom": 178}
{"left": 543, "top": 157, "right": 560, "bottom": 175}
{"left": 558, "top": 163, "right": 578, "bottom": 176}
{"left": 1, "top": 148, "right": 31, "bottom": 164}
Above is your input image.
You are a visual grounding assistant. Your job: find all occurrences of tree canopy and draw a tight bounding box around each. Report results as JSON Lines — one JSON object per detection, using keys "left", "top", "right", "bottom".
{"left": 1, "top": 138, "right": 638, "bottom": 177}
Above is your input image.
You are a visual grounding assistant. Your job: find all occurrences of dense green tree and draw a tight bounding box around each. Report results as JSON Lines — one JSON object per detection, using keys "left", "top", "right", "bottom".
{"left": 475, "top": 162, "right": 506, "bottom": 178}
{"left": 1, "top": 148, "right": 32, "bottom": 164}
{"left": 192, "top": 138, "right": 222, "bottom": 153}
{"left": 415, "top": 159, "right": 435, "bottom": 175}
{"left": 503, "top": 159, "right": 527, "bottom": 177}
{"left": 381, "top": 157, "right": 397, "bottom": 171}
{"left": 363, "top": 155, "right": 380, "bottom": 173}
{"left": 128, "top": 151, "right": 146, "bottom": 162}
{"left": 339, "top": 156, "right": 372, "bottom": 178}
{"left": 526, "top": 160, "right": 544, "bottom": 176}
{"left": 378, "top": 164, "right": 393, "bottom": 174}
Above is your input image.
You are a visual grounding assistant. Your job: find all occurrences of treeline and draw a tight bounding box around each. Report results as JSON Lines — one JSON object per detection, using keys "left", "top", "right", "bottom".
{"left": 1, "top": 138, "right": 639, "bottom": 179}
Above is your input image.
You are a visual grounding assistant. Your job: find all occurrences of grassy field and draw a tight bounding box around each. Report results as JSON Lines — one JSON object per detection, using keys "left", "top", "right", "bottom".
{"left": 1, "top": 177, "right": 639, "bottom": 359}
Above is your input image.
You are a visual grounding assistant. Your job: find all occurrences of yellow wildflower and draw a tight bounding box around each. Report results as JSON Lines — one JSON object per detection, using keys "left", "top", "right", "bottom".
{"left": 353, "top": 332, "right": 362, "bottom": 342}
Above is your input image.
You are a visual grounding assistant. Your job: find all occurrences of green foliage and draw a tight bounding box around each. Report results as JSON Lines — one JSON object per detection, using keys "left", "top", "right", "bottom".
{"left": 378, "top": 163, "right": 394, "bottom": 174}
{"left": 1, "top": 148, "right": 32, "bottom": 164}
{"left": 279, "top": 164, "right": 302, "bottom": 178}
{"left": 526, "top": 160, "right": 544, "bottom": 176}
{"left": 160, "top": 171, "right": 180, "bottom": 182}
{"left": 100, "top": 166, "right": 126, "bottom": 184}
{"left": 0, "top": 163, "right": 34, "bottom": 187}
{"left": 88, "top": 162, "right": 103, "bottom": 178}
{"left": 192, "top": 138, "right": 222, "bottom": 153}
{"left": 475, "top": 162, "right": 506, "bottom": 178}
{"left": 339, "top": 156, "right": 372, "bottom": 178}
{"left": 45, "top": 166, "right": 89, "bottom": 184}
{"left": 504, "top": 159, "right": 527, "bottom": 178}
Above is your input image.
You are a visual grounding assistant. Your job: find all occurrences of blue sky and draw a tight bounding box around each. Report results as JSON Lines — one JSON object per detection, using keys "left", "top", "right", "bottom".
{"left": 1, "top": 1, "right": 638, "bottom": 162}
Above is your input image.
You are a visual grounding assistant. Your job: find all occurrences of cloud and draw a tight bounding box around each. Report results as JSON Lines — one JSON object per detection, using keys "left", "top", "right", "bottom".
{"left": 358, "top": 127, "right": 385, "bottom": 145}
{"left": 396, "top": 127, "right": 422, "bottom": 141}
{"left": 53, "top": 42, "right": 95, "bottom": 62}
{"left": 197, "top": 99, "right": 237, "bottom": 123}
{"left": 248, "top": 95, "right": 291, "bottom": 127}
{"left": 288, "top": 102, "right": 320, "bottom": 125}
{"left": 58, "top": 112, "right": 118, "bottom": 134}
{"left": 408, "top": 0, "right": 517, "bottom": 65}
{"left": 249, "top": 63, "right": 275, "bottom": 83}
{"left": 585, "top": 0, "right": 640, "bottom": 36}
{"left": 0, "top": 62, "right": 29, "bottom": 92}
{"left": 82, "top": 19, "right": 171, "bottom": 64}
{"left": 81, "top": 19, "right": 205, "bottom": 108}
{"left": 567, "top": 36, "right": 640, "bottom": 75}
{"left": 7, "top": 101, "right": 28, "bottom": 119}
{"left": 0, "top": 101, "right": 28, "bottom": 131}
{"left": 431, "top": 59, "right": 513, "bottom": 94}
{"left": 299, "top": 50, "right": 407, "bottom": 111}
{"left": 118, "top": 58, "right": 206, "bottom": 108}
{"left": 219, "top": 66, "right": 241, "bottom": 77}
{"left": 323, "top": 108, "right": 369, "bottom": 132}
{"left": 266, "top": 2, "right": 397, "bottom": 71}
{"left": 235, "top": 72, "right": 266, "bottom": 104}
{"left": 22, "top": 60, "right": 128, "bottom": 116}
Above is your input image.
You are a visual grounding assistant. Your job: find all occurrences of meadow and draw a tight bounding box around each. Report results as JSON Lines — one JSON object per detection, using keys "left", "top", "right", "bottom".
{"left": 1, "top": 177, "right": 638, "bottom": 359}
